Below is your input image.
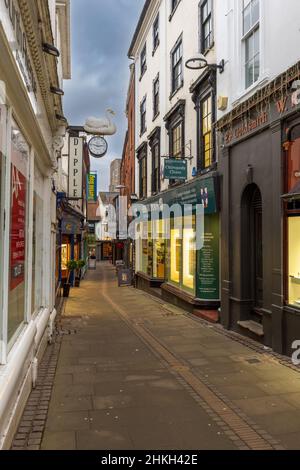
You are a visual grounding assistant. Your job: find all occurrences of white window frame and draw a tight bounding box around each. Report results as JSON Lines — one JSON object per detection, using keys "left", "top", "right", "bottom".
{"left": 242, "top": 0, "right": 260, "bottom": 90}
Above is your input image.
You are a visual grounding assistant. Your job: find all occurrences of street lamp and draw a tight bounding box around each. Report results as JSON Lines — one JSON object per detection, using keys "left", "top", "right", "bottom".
{"left": 185, "top": 53, "right": 225, "bottom": 73}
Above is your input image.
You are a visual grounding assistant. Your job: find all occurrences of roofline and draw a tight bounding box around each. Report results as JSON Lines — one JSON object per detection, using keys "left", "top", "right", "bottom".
{"left": 128, "top": 0, "right": 151, "bottom": 58}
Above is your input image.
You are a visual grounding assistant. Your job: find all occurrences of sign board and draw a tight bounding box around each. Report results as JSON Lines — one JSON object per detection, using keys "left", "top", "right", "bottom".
{"left": 68, "top": 137, "right": 83, "bottom": 199}
{"left": 147, "top": 176, "right": 219, "bottom": 215}
{"left": 62, "top": 217, "right": 82, "bottom": 235}
{"left": 164, "top": 159, "right": 187, "bottom": 180}
{"left": 10, "top": 166, "right": 26, "bottom": 290}
{"left": 87, "top": 172, "right": 97, "bottom": 201}
{"left": 196, "top": 213, "right": 220, "bottom": 301}
{"left": 118, "top": 269, "right": 133, "bottom": 287}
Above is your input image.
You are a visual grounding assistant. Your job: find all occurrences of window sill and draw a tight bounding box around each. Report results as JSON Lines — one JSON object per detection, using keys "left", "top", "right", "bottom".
{"left": 140, "top": 128, "right": 147, "bottom": 138}
{"left": 152, "top": 112, "right": 160, "bottom": 122}
{"left": 169, "top": 81, "right": 184, "bottom": 101}
{"left": 152, "top": 41, "right": 160, "bottom": 56}
{"left": 202, "top": 43, "right": 215, "bottom": 57}
{"left": 232, "top": 73, "right": 270, "bottom": 108}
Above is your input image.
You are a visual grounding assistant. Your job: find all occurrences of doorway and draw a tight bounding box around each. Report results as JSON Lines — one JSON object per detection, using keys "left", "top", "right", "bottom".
{"left": 241, "top": 184, "right": 263, "bottom": 321}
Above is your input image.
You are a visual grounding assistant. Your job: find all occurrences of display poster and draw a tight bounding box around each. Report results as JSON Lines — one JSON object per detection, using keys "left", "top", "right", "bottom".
{"left": 196, "top": 214, "right": 220, "bottom": 301}
{"left": 10, "top": 165, "right": 26, "bottom": 290}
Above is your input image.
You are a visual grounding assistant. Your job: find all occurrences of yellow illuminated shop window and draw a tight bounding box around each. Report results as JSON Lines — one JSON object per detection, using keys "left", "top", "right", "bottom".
{"left": 153, "top": 220, "right": 166, "bottom": 279}
{"left": 182, "top": 221, "right": 196, "bottom": 292}
{"left": 288, "top": 216, "right": 300, "bottom": 308}
{"left": 170, "top": 222, "right": 181, "bottom": 284}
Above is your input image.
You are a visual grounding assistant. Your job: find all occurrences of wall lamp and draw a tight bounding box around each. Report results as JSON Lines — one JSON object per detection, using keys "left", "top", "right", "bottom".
{"left": 56, "top": 114, "right": 68, "bottom": 123}
{"left": 42, "top": 43, "right": 60, "bottom": 58}
{"left": 51, "top": 86, "right": 64, "bottom": 96}
{"left": 185, "top": 54, "right": 225, "bottom": 73}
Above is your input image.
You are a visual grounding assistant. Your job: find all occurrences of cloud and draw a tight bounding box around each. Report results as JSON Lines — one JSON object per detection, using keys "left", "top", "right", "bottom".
{"left": 63, "top": 0, "right": 141, "bottom": 191}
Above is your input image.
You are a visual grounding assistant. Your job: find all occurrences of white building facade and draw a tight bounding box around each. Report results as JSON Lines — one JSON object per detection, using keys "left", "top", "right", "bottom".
{"left": 129, "top": 0, "right": 222, "bottom": 313}
{"left": 0, "top": 0, "right": 70, "bottom": 447}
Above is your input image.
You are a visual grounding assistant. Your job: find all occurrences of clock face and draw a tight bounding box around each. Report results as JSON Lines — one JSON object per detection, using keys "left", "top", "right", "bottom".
{"left": 88, "top": 136, "right": 108, "bottom": 158}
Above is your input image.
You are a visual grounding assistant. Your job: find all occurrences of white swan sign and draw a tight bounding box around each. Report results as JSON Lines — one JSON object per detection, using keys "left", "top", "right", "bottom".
{"left": 84, "top": 109, "right": 117, "bottom": 136}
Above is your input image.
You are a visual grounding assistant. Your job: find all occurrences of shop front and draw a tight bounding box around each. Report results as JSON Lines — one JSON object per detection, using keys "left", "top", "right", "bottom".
{"left": 282, "top": 118, "right": 300, "bottom": 354}
{"left": 217, "top": 61, "right": 300, "bottom": 354}
{"left": 0, "top": 1, "right": 65, "bottom": 447}
{"left": 135, "top": 174, "right": 220, "bottom": 312}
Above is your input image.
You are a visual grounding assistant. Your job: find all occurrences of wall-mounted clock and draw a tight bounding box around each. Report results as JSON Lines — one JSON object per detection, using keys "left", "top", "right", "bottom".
{"left": 88, "top": 136, "right": 108, "bottom": 158}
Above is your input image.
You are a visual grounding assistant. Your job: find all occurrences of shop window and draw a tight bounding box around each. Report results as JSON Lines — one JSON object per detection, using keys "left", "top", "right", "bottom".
{"left": 8, "top": 120, "right": 30, "bottom": 341}
{"left": 182, "top": 216, "right": 196, "bottom": 291}
{"left": 31, "top": 192, "right": 44, "bottom": 314}
{"left": 170, "top": 218, "right": 182, "bottom": 284}
{"left": 153, "top": 220, "right": 166, "bottom": 279}
{"left": 288, "top": 216, "right": 300, "bottom": 308}
{"left": 147, "top": 221, "right": 153, "bottom": 277}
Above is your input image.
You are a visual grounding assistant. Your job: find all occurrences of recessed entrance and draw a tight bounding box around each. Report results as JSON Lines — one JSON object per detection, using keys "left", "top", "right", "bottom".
{"left": 241, "top": 184, "right": 263, "bottom": 322}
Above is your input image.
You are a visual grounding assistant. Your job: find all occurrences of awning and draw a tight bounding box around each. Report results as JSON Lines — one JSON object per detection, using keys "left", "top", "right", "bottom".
{"left": 282, "top": 181, "right": 300, "bottom": 201}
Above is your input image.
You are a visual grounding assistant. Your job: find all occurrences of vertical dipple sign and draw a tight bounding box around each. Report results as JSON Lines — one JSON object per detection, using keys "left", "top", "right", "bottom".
{"left": 69, "top": 137, "right": 83, "bottom": 199}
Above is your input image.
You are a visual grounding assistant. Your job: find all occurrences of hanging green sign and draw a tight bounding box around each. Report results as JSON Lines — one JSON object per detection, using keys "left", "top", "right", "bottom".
{"left": 164, "top": 159, "right": 187, "bottom": 180}
{"left": 87, "top": 173, "right": 97, "bottom": 201}
{"left": 196, "top": 214, "right": 220, "bottom": 301}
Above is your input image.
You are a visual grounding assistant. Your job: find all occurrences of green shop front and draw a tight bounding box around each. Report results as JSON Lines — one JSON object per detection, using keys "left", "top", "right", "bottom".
{"left": 135, "top": 174, "right": 220, "bottom": 312}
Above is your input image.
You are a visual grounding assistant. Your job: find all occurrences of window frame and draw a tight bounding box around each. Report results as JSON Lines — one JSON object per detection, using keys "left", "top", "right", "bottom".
{"left": 151, "top": 134, "right": 161, "bottom": 195}
{"left": 153, "top": 13, "right": 160, "bottom": 54}
{"left": 140, "top": 43, "right": 147, "bottom": 79}
{"left": 200, "top": 93, "right": 214, "bottom": 170}
{"left": 170, "top": 36, "right": 183, "bottom": 97}
{"left": 242, "top": 0, "right": 260, "bottom": 89}
{"left": 140, "top": 97, "right": 147, "bottom": 136}
{"left": 153, "top": 74, "right": 160, "bottom": 120}
{"left": 138, "top": 145, "right": 148, "bottom": 199}
{"left": 199, "top": 0, "right": 214, "bottom": 54}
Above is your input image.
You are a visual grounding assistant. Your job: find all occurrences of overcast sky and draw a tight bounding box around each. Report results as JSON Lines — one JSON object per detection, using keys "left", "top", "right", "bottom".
{"left": 63, "top": 0, "right": 141, "bottom": 191}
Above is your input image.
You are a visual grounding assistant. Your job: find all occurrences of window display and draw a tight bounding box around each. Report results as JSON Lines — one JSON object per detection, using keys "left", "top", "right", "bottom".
{"left": 170, "top": 219, "right": 181, "bottom": 284}
{"left": 8, "top": 120, "right": 29, "bottom": 341}
{"left": 31, "top": 192, "right": 44, "bottom": 314}
{"left": 288, "top": 216, "right": 300, "bottom": 308}
{"left": 182, "top": 224, "right": 196, "bottom": 291}
{"left": 153, "top": 220, "right": 165, "bottom": 279}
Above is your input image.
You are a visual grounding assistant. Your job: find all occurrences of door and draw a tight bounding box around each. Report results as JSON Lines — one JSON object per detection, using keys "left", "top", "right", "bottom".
{"left": 252, "top": 188, "right": 263, "bottom": 309}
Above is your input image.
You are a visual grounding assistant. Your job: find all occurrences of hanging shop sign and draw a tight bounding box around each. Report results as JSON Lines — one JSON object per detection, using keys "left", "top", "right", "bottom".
{"left": 87, "top": 172, "right": 97, "bottom": 201}
{"left": 164, "top": 159, "right": 187, "bottom": 180}
{"left": 68, "top": 137, "right": 83, "bottom": 199}
{"left": 62, "top": 216, "right": 82, "bottom": 235}
{"left": 147, "top": 175, "right": 219, "bottom": 215}
{"left": 10, "top": 165, "right": 26, "bottom": 290}
{"left": 196, "top": 213, "right": 220, "bottom": 301}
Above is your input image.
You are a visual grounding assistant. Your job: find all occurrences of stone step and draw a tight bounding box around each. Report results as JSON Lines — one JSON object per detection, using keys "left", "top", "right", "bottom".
{"left": 237, "top": 320, "right": 264, "bottom": 337}
{"left": 193, "top": 309, "right": 219, "bottom": 324}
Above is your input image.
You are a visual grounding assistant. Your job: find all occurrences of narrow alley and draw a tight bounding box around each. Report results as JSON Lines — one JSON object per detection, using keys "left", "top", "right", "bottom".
{"left": 12, "top": 263, "right": 300, "bottom": 451}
